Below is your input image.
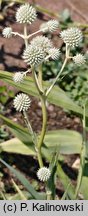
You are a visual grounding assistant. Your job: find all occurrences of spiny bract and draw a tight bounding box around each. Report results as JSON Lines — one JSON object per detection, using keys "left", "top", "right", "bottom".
{"left": 16, "top": 4, "right": 37, "bottom": 24}
{"left": 37, "top": 167, "right": 51, "bottom": 182}
{"left": 13, "top": 72, "right": 25, "bottom": 83}
{"left": 60, "top": 27, "right": 83, "bottom": 47}
{"left": 73, "top": 54, "right": 86, "bottom": 66}
{"left": 40, "top": 20, "right": 59, "bottom": 33}
{"left": 30, "top": 36, "right": 53, "bottom": 55}
{"left": 48, "top": 48, "right": 60, "bottom": 60}
{"left": 23, "top": 45, "right": 45, "bottom": 67}
{"left": 2, "top": 27, "right": 12, "bottom": 38}
{"left": 13, "top": 93, "right": 31, "bottom": 112}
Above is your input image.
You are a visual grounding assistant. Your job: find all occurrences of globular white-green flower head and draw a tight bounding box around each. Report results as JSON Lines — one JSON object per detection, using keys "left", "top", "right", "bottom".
{"left": 48, "top": 48, "right": 60, "bottom": 60}
{"left": 37, "top": 167, "right": 51, "bottom": 182}
{"left": 23, "top": 45, "right": 45, "bottom": 67}
{"left": 16, "top": 4, "right": 37, "bottom": 24}
{"left": 60, "top": 27, "right": 83, "bottom": 47}
{"left": 13, "top": 93, "right": 31, "bottom": 112}
{"left": 13, "top": 72, "right": 25, "bottom": 83}
{"left": 73, "top": 54, "right": 86, "bottom": 66}
{"left": 40, "top": 20, "right": 59, "bottom": 33}
{"left": 2, "top": 27, "right": 12, "bottom": 38}
{"left": 30, "top": 36, "right": 53, "bottom": 55}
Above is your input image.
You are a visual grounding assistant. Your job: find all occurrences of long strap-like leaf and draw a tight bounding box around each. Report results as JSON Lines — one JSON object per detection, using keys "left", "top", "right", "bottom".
{"left": 0, "top": 158, "right": 45, "bottom": 200}
{"left": 0, "top": 70, "right": 83, "bottom": 114}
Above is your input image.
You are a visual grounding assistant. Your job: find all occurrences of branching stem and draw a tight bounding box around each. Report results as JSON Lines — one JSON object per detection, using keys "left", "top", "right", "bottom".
{"left": 46, "top": 45, "right": 70, "bottom": 96}
{"left": 24, "top": 25, "right": 28, "bottom": 48}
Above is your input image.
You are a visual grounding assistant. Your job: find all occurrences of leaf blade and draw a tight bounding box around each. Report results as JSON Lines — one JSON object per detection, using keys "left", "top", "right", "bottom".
{"left": 0, "top": 70, "right": 82, "bottom": 114}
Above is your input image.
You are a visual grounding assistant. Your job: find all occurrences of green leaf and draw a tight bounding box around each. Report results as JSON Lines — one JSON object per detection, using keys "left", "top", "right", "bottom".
{"left": 0, "top": 158, "right": 45, "bottom": 200}
{"left": 11, "top": 179, "right": 27, "bottom": 200}
{"left": 0, "top": 86, "right": 7, "bottom": 93}
{"left": 80, "top": 161, "right": 88, "bottom": 200}
{"left": 0, "top": 138, "right": 35, "bottom": 155}
{"left": 0, "top": 114, "right": 82, "bottom": 155}
{"left": 0, "top": 70, "right": 82, "bottom": 114}
{"left": 61, "top": 183, "right": 72, "bottom": 200}
{"left": 44, "top": 130, "right": 82, "bottom": 154}
{"left": 8, "top": 191, "right": 32, "bottom": 200}
{"left": 47, "top": 153, "right": 58, "bottom": 199}
{"left": 57, "top": 163, "right": 75, "bottom": 199}
{"left": 80, "top": 176, "right": 88, "bottom": 200}
{"left": 0, "top": 114, "right": 33, "bottom": 146}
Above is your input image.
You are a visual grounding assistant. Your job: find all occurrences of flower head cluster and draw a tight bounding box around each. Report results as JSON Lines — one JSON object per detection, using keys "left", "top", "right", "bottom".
{"left": 73, "top": 54, "right": 86, "bottom": 66}
{"left": 13, "top": 93, "right": 31, "bottom": 112}
{"left": 13, "top": 72, "right": 25, "bottom": 83}
{"left": 30, "top": 36, "right": 53, "bottom": 55}
{"left": 16, "top": 4, "right": 37, "bottom": 24}
{"left": 37, "top": 167, "right": 51, "bottom": 182}
{"left": 23, "top": 45, "right": 45, "bottom": 67}
{"left": 2, "top": 27, "right": 12, "bottom": 38}
{"left": 40, "top": 20, "right": 59, "bottom": 33}
{"left": 60, "top": 27, "right": 83, "bottom": 47}
{"left": 48, "top": 48, "right": 60, "bottom": 60}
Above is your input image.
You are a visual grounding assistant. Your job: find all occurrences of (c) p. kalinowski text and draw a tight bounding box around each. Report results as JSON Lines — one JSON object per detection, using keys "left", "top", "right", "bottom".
{"left": 32, "top": 202, "right": 83, "bottom": 212}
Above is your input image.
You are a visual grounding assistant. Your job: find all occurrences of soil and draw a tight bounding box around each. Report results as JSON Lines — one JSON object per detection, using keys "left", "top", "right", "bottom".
{"left": 0, "top": 0, "right": 88, "bottom": 198}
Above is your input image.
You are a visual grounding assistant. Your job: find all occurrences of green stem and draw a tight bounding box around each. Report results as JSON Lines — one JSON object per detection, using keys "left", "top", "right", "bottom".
{"left": 37, "top": 95, "right": 47, "bottom": 167}
{"left": 74, "top": 104, "right": 86, "bottom": 199}
{"left": 0, "top": 191, "right": 7, "bottom": 200}
{"left": 24, "top": 25, "right": 28, "bottom": 48}
{"left": 23, "top": 111, "right": 36, "bottom": 145}
{"left": 83, "top": 104, "right": 86, "bottom": 141}
{"left": 46, "top": 57, "right": 68, "bottom": 96}
{"left": 27, "top": 29, "right": 43, "bottom": 39}
{"left": 38, "top": 65, "right": 43, "bottom": 92}
{"left": 46, "top": 45, "right": 70, "bottom": 96}
{"left": 38, "top": 96, "right": 47, "bottom": 150}
{"left": 32, "top": 67, "right": 47, "bottom": 168}
{"left": 12, "top": 31, "right": 24, "bottom": 38}
{"left": 12, "top": 179, "right": 27, "bottom": 200}
{"left": 46, "top": 191, "right": 52, "bottom": 200}
{"left": 32, "top": 69, "right": 43, "bottom": 94}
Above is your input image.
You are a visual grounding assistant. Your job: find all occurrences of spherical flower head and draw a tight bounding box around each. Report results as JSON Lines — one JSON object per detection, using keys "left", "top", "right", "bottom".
{"left": 37, "top": 167, "right": 51, "bottom": 182}
{"left": 40, "top": 20, "right": 59, "bottom": 33}
{"left": 16, "top": 4, "right": 37, "bottom": 24}
{"left": 13, "top": 72, "right": 25, "bottom": 83}
{"left": 30, "top": 36, "right": 53, "bottom": 55}
{"left": 73, "top": 54, "right": 86, "bottom": 66}
{"left": 48, "top": 48, "right": 60, "bottom": 60}
{"left": 2, "top": 27, "right": 12, "bottom": 38}
{"left": 23, "top": 45, "right": 45, "bottom": 67}
{"left": 60, "top": 27, "right": 83, "bottom": 47}
{"left": 13, "top": 93, "right": 31, "bottom": 112}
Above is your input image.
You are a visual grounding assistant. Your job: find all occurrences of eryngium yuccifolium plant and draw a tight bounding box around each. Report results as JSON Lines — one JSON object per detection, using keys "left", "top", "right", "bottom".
{"left": 48, "top": 48, "right": 60, "bottom": 60}
{"left": 23, "top": 45, "right": 45, "bottom": 67}
{"left": 73, "top": 54, "right": 86, "bottom": 66}
{"left": 13, "top": 72, "right": 25, "bottom": 83}
{"left": 2, "top": 27, "right": 12, "bottom": 38}
{"left": 16, "top": 4, "right": 37, "bottom": 24}
{"left": 37, "top": 167, "right": 51, "bottom": 182}
{"left": 60, "top": 27, "right": 83, "bottom": 47}
{"left": 40, "top": 20, "right": 59, "bottom": 33}
{"left": 13, "top": 93, "right": 31, "bottom": 112}
{"left": 30, "top": 36, "right": 53, "bottom": 55}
